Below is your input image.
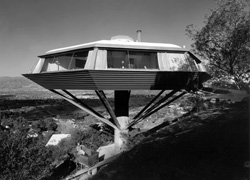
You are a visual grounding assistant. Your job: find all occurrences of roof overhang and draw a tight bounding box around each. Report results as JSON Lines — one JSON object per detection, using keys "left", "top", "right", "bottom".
{"left": 39, "top": 40, "right": 186, "bottom": 57}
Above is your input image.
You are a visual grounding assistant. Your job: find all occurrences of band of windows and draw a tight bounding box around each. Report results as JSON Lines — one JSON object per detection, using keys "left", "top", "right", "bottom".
{"left": 32, "top": 49, "right": 203, "bottom": 73}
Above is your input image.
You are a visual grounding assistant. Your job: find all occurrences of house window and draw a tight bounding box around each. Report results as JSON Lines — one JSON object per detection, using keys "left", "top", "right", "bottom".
{"left": 73, "top": 51, "right": 88, "bottom": 69}
{"left": 107, "top": 50, "right": 128, "bottom": 69}
{"left": 54, "top": 53, "right": 73, "bottom": 70}
{"left": 167, "top": 52, "right": 198, "bottom": 71}
{"left": 40, "top": 50, "right": 90, "bottom": 72}
{"left": 107, "top": 50, "right": 158, "bottom": 69}
{"left": 128, "top": 51, "right": 158, "bottom": 69}
{"left": 41, "top": 57, "right": 54, "bottom": 72}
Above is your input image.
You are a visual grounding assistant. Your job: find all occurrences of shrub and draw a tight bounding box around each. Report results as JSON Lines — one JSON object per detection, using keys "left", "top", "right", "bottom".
{"left": 0, "top": 118, "right": 55, "bottom": 180}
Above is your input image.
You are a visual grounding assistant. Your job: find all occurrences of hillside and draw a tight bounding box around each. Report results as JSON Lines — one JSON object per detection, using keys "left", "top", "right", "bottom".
{"left": 0, "top": 76, "right": 42, "bottom": 91}
{"left": 1, "top": 76, "right": 249, "bottom": 180}
{"left": 91, "top": 97, "right": 250, "bottom": 180}
{"left": 0, "top": 76, "right": 56, "bottom": 99}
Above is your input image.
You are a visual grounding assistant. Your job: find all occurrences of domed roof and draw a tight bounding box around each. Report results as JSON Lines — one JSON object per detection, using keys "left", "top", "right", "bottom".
{"left": 110, "top": 35, "right": 134, "bottom": 42}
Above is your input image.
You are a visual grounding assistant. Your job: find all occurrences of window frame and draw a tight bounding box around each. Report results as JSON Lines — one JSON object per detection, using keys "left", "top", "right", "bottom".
{"left": 40, "top": 49, "right": 91, "bottom": 72}
{"left": 106, "top": 48, "right": 160, "bottom": 70}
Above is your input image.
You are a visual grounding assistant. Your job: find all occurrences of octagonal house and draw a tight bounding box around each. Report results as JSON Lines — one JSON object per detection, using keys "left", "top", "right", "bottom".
{"left": 26, "top": 37, "right": 209, "bottom": 90}
{"left": 23, "top": 34, "right": 211, "bottom": 162}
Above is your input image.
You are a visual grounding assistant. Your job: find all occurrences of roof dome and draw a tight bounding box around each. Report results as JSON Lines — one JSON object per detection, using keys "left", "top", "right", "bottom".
{"left": 110, "top": 35, "right": 134, "bottom": 42}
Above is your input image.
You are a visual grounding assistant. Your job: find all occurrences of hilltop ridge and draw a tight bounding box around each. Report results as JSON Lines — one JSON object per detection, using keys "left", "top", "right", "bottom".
{"left": 0, "top": 76, "right": 42, "bottom": 91}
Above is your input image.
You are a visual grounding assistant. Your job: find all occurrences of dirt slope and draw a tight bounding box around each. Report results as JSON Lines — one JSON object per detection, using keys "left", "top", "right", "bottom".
{"left": 91, "top": 97, "right": 250, "bottom": 180}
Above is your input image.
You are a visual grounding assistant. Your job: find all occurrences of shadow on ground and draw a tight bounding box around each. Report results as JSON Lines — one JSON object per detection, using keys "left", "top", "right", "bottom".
{"left": 91, "top": 97, "right": 250, "bottom": 180}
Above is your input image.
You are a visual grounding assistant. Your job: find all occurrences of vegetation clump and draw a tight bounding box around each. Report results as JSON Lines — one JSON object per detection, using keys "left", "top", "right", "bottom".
{"left": 0, "top": 118, "right": 55, "bottom": 180}
{"left": 186, "top": 0, "right": 250, "bottom": 93}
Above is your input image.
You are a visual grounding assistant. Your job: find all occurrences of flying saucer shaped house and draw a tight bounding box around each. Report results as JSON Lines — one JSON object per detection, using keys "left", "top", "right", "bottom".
{"left": 23, "top": 32, "right": 211, "bottom": 158}
{"left": 24, "top": 35, "right": 209, "bottom": 90}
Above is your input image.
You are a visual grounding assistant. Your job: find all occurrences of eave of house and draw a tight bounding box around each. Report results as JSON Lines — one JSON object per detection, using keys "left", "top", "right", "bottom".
{"left": 39, "top": 40, "right": 186, "bottom": 57}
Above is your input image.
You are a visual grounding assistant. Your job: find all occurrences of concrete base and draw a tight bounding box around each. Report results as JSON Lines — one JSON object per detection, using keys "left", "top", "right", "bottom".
{"left": 97, "top": 143, "right": 116, "bottom": 160}
{"left": 114, "top": 116, "right": 130, "bottom": 154}
{"left": 114, "top": 129, "right": 129, "bottom": 154}
{"left": 97, "top": 116, "right": 130, "bottom": 159}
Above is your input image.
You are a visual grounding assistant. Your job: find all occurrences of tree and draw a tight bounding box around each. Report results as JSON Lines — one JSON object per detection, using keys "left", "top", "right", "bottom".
{"left": 186, "top": 0, "right": 250, "bottom": 93}
{"left": 0, "top": 118, "right": 55, "bottom": 180}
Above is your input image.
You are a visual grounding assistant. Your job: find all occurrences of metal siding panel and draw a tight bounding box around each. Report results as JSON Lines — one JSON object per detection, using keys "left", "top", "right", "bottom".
{"left": 23, "top": 70, "right": 211, "bottom": 90}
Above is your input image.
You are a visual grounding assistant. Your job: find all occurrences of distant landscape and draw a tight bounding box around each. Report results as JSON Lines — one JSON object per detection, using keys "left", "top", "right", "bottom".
{"left": 0, "top": 76, "right": 42, "bottom": 91}
{"left": 0, "top": 76, "right": 60, "bottom": 99}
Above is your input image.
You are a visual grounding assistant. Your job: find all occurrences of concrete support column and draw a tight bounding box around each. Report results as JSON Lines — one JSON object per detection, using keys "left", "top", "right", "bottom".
{"left": 114, "top": 90, "right": 130, "bottom": 117}
{"left": 114, "top": 91, "right": 130, "bottom": 153}
{"left": 114, "top": 116, "right": 129, "bottom": 153}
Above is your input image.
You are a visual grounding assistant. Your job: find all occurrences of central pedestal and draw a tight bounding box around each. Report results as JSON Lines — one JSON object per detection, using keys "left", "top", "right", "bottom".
{"left": 114, "top": 90, "right": 131, "bottom": 154}
{"left": 97, "top": 91, "right": 131, "bottom": 159}
{"left": 114, "top": 116, "right": 129, "bottom": 154}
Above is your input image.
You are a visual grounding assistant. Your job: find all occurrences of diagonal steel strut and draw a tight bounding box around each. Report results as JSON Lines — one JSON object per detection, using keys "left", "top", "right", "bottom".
{"left": 95, "top": 90, "right": 120, "bottom": 129}
{"left": 62, "top": 90, "right": 104, "bottom": 118}
{"left": 137, "top": 90, "right": 178, "bottom": 120}
{"left": 139, "top": 91, "right": 186, "bottom": 121}
{"left": 49, "top": 89, "right": 118, "bottom": 130}
{"left": 128, "top": 91, "right": 186, "bottom": 129}
{"left": 129, "top": 90, "right": 177, "bottom": 127}
{"left": 133, "top": 90, "right": 165, "bottom": 120}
